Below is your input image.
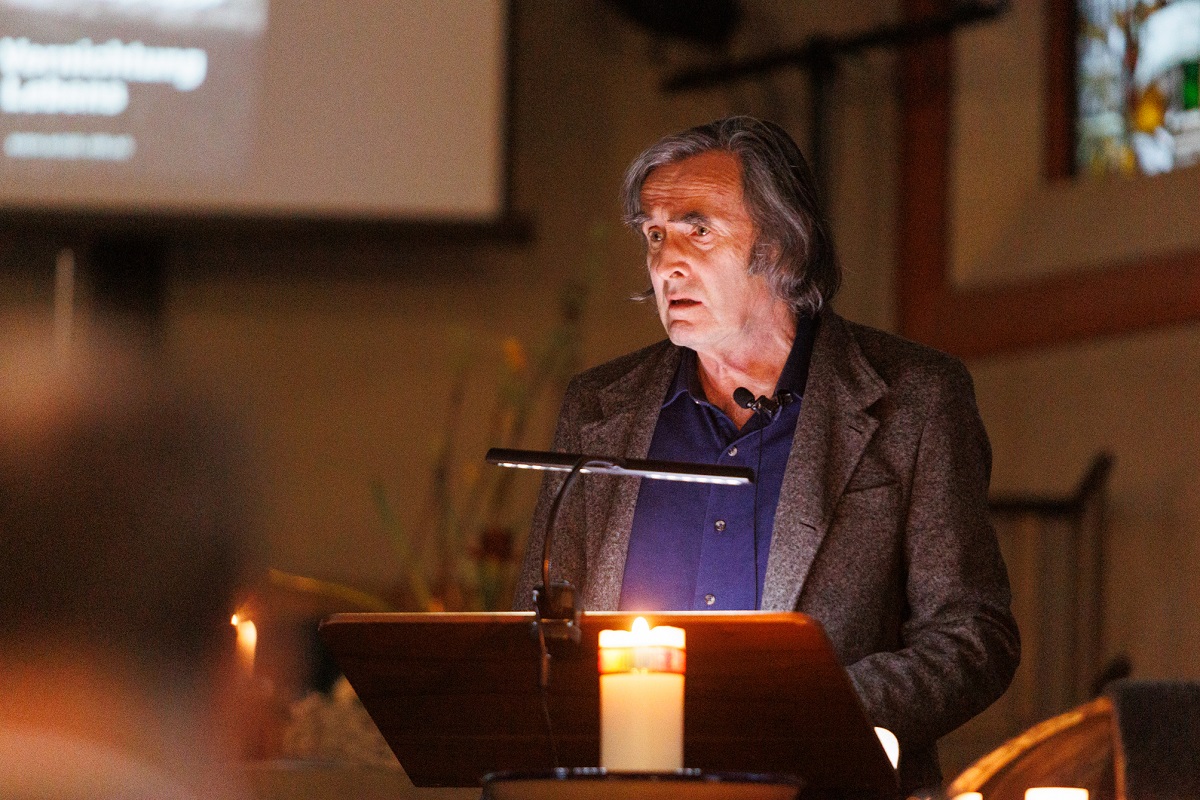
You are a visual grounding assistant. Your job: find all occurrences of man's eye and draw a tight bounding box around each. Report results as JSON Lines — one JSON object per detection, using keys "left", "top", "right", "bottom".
{"left": 695, "top": 225, "right": 710, "bottom": 237}
{"left": 647, "top": 230, "right": 663, "bottom": 243}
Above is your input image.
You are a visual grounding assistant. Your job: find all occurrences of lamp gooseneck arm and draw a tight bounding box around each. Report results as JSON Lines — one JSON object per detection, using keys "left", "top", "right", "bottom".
{"left": 533, "top": 456, "right": 613, "bottom": 639}
{"left": 532, "top": 456, "right": 613, "bottom": 767}
{"left": 541, "top": 456, "right": 608, "bottom": 596}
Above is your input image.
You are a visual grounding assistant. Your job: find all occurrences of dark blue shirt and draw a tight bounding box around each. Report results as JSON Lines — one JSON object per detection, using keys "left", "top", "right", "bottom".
{"left": 618, "top": 316, "right": 816, "bottom": 611}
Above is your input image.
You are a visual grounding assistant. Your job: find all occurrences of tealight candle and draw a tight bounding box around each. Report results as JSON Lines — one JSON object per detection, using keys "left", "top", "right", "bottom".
{"left": 231, "top": 613, "right": 257, "bottom": 676}
{"left": 1026, "top": 790, "right": 1088, "bottom": 800}
{"left": 598, "top": 616, "right": 686, "bottom": 771}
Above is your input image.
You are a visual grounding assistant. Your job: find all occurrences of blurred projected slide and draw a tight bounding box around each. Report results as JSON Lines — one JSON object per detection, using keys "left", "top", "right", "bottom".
{"left": 0, "top": 2, "right": 509, "bottom": 222}
{"left": 1, "top": 0, "right": 265, "bottom": 191}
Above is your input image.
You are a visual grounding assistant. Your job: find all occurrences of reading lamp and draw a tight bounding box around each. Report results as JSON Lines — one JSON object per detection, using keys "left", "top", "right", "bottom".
{"left": 487, "top": 447, "right": 754, "bottom": 767}
{"left": 485, "top": 447, "right": 754, "bottom": 641}
{"left": 487, "top": 447, "right": 754, "bottom": 484}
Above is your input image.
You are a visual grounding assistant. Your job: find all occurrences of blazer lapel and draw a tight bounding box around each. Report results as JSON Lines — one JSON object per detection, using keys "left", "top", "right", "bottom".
{"left": 578, "top": 342, "right": 681, "bottom": 610}
{"left": 761, "top": 311, "right": 886, "bottom": 611}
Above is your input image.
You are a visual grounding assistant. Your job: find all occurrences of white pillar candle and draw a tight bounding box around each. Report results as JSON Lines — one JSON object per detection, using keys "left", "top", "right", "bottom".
{"left": 598, "top": 617, "right": 685, "bottom": 772}
{"left": 1026, "top": 790, "right": 1088, "bottom": 800}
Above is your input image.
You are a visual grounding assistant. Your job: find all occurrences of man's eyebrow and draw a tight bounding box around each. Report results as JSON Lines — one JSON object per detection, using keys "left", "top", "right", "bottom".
{"left": 628, "top": 210, "right": 711, "bottom": 228}
{"left": 674, "top": 211, "right": 711, "bottom": 225}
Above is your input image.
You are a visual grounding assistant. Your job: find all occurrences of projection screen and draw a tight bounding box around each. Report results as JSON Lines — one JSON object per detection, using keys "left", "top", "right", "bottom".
{"left": 0, "top": 0, "right": 509, "bottom": 222}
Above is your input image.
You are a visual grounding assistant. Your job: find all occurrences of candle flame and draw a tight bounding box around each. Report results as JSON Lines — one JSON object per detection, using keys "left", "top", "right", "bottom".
{"left": 230, "top": 613, "right": 239, "bottom": 626}
{"left": 234, "top": 617, "right": 257, "bottom": 675}
{"left": 598, "top": 618, "right": 685, "bottom": 650}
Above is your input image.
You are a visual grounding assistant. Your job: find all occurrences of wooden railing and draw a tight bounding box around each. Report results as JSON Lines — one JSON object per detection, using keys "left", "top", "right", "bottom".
{"left": 939, "top": 453, "right": 1115, "bottom": 778}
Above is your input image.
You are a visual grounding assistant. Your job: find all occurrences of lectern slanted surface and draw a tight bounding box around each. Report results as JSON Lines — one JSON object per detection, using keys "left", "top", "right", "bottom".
{"left": 318, "top": 611, "right": 897, "bottom": 794}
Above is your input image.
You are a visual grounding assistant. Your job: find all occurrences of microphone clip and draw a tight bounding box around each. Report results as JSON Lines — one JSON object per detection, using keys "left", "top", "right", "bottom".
{"left": 733, "top": 387, "right": 793, "bottom": 418}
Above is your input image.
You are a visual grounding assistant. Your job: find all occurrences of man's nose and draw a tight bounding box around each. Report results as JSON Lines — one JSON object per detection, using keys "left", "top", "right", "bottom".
{"left": 651, "top": 233, "right": 691, "bottom": 278}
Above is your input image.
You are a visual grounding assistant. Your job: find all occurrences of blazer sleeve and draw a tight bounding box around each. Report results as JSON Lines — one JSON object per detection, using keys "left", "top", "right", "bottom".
{"left": 844, "top": 359, "right": 1020, "bottom": 752}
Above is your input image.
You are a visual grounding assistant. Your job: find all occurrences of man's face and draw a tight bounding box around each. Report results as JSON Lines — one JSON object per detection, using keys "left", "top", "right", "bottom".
{"left": 638, "top": 150, "right": 780, "bottom": 355}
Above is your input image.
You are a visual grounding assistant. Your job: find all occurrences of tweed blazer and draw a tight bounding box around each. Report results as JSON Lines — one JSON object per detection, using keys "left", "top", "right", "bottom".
{"left": 514, "top": 309, "right": 1020, "bottom": 792}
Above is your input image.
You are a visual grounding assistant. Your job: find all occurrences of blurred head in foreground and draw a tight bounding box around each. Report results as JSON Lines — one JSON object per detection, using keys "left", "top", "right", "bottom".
{"left": 0, "top": 314, "right": 264, "bottom": 798}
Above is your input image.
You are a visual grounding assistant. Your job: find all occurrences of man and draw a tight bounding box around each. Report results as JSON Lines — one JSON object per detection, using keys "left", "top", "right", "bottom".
{"left": 515, "top": 117, "right": 1019, "bottom": 794}
{"left": 0, "top": 316, "right": 264, "bottom": 800}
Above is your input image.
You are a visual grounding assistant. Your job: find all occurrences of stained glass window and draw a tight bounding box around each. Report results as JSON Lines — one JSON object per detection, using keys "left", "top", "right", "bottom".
{"left": 1077, "top": 0, "right": 1200, "bottom": 176}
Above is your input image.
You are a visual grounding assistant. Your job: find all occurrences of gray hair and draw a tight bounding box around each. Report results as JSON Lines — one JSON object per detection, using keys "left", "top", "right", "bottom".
{"left": 620, "top": 116, "right": 840, "bottom": 316}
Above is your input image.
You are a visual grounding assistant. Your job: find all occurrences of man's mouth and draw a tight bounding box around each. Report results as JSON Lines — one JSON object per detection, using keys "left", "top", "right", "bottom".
{"left": 669, "top": 298, "right": 699, "bottom": 308}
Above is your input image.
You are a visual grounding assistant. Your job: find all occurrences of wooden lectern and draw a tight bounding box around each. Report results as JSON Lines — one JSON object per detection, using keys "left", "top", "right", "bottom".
{"left": 319, "top": 611, "right": 899, "bottom": 798}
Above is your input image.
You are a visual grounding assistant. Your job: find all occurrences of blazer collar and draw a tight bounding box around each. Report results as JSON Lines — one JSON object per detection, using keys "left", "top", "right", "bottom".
{"left": 592, "top": 341, "right": 681, "bottom": 434}
{"left": 760, "top": 309, "right": 887, "bottom": 610}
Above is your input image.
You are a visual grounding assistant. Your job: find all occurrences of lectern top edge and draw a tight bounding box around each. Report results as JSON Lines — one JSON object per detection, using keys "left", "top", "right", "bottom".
{"left": 321, "top": 609, "right": 819, "bottom": 625}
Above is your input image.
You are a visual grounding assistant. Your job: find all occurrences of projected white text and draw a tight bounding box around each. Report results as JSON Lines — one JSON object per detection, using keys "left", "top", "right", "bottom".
{"left": 0, "top": 36, "right": 207, "bottom": 115}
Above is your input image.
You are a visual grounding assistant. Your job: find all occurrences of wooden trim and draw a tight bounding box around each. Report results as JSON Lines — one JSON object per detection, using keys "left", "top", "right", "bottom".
{"left": 897, "top": 0, "right": 955, "bottom": 346}
{"left": 1044, "top": 0, "right": 1076, "bottom": 180}
{"left": 897, "top": 0, "right": 1200, "bottom": 359}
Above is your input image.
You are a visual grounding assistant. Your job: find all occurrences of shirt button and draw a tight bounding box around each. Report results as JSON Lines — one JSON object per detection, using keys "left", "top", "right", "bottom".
{"left": 704, "top": 594, "right": 716, "bottom": 606}
{"left": 728, "top": 446, "right": 738, "bottom": 457}
{"left": 714, "top": 519, "right": 726, "bottom": 532}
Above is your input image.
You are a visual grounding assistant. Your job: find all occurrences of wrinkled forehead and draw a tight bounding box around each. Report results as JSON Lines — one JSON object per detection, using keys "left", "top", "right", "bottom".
{"left": 637, "top": 150, "right": 746, "bottom": 221}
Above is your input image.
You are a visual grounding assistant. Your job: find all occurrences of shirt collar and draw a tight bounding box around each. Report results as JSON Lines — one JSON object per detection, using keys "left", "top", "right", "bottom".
{"left": 663, "top": 314, "right": 818, "bottom": 409}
